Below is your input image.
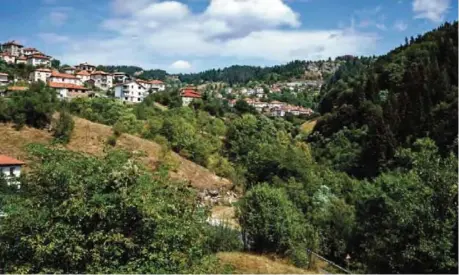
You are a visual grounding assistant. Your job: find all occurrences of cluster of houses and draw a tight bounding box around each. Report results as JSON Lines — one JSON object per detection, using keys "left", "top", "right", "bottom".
{"left": 0, "top": 41, "right": 52, "bottom": 67}
{"left": 228, "top": 98, "right": 314, "bottom": 117}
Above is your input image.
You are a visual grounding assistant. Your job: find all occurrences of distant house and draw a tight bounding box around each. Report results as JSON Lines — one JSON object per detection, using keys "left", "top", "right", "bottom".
{"left": 2, "top": 41, "right": 23, "bottom": 57}
{"left": 0, "top": 86, "right": 28, "bottom": 97}
{"left": 23, "top": 47, "right": 39, "bottom": 56}
{"left": 90, "top": 71, "right": 113, "bottom": 91}
{"left": 75, "top": 70, "right": 91, "bottom": 83}
{"left": 30, "top": 68, "right": 52, "bottom": 83}
{"left": 1, "top": 52, "right": 16, "bottom": 64}
{"left": 75, "top": 62, "right": 96, "bottom": 73}
{"left": 150, "top": 80, "right": 165, "bottom": 92}
{"left": 113, "top": 72, "right": 128, "bottom": 83}
{"left": 48, "top": 82, "right": 89, "bottom": 99}
{"left": 114, "top": 81, "right": 147, "bottom": 103}
{"left": 27, "top": 53, "right": 51, "bottom": 67}
{"left": 49, "top": 71, "right": 82, "bottom": 85}
{"left": 62, "top": 66, "right": 76, "bottom": 75}
{"left": 180, "top": 87, "right": 201, "bottom": 106}
{"left": 15, "top": 55, "right": 27, "bottom": 65}
{"left": 0, "top": 72, "right": 8, "bottom": 85}
{"left": 0, "top": 155, "right": 24, "bottom": 186}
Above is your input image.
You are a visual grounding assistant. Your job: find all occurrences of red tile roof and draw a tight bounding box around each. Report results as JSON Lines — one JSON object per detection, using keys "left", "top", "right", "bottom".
{"left": 28, "top": 54, "right": 50, "bottom": 60}
{"left": 76, "top": 70, "right": 91, "bottom": 76}
{"left": 91, "top": 70, "right": 109, "bottom": 75}
{"left": 181, "top": 87, "right": 201, "bottom": 98}
{"left": 7, "top": 86, "right": 28, "bottom": 92}
{"left": 50, "top": 71, "right": 78, "bottom": 79}
{"left": 150, "top": 80, "right": 164, "bottom": 84}
{"left": 48, "top": 82, "right": 88, "bottom": 90}
{"left": 0, "top": 155, "right": 25, "bottom": 166}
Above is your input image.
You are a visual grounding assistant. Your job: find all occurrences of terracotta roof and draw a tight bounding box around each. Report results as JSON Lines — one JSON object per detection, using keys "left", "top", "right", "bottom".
{"left": 17, "top": 56, "right": 27, "bottom": 60}
{"left": 0, "top": 155, "right": 25, "bottom": 166}
{"left": 3, "top": 41, "right": 23, "bottom": 47}
{"left": 48, "top": 82, "right": 88, "bottom": 90}
{"left": 150, "top": 80, "right": 164, "bottom": 84}
{"left": 35, "top": 68, "right": 52, "bottom": 72}
{"left": 91, "top": 71, "right": 109, "bottom": 75}
{"left": 180, "top": 87, "right": 201, "bottom": 98}
{"left": 28, "top": 54, "right": 50, "bottom": 60}
{"left": 50, "top": 71, "right": 78, "bottom": 79}
{"left": 7, "top": 86, "right": 28, "bottom": 92}
{"left": 76, "top": 70, "right": 91, "bottom": 76}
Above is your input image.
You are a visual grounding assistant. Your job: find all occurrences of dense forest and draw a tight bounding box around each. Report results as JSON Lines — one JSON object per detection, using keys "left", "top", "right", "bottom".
{"left": 0, "top": 22, "right": 457, "bottom": 274}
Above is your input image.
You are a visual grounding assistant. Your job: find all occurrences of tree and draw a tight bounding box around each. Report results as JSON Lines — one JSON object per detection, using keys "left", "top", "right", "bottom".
{"left": 52, "top": 111, "right": 75, "bottom": 144}
{"left": 0, "top": 145, "right": 224, "bottom": 273}
{"left": 51, "top": 59, "right": 61, "bottom": 69}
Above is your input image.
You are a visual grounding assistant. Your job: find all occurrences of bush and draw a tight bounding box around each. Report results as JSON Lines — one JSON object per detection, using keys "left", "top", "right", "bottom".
{"left": 238, "top": 184, "right": 318, "bottom": 266}
{"left": 206, "top": 223, "right": 243, "bottom": 253}
{"left": 106, "top": 135, "right": 117, "bottom": 147}
{"left": 52, "top": 111, "right": 74, "bottom": 144}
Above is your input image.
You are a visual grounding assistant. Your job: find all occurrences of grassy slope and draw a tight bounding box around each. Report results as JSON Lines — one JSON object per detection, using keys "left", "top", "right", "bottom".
{"left": 301, "top": 119, "right": 318, "bottom": 134}
{"left": 0, "top": 116, "right": 232, "bottom": 191}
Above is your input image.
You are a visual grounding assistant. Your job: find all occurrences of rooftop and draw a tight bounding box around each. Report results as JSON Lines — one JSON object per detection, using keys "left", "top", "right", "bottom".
{"left": 50, "top": 71, "right": 78, "bottom": 79}
{"left": 2, "top": 40, "right": 23, "bottom": 47}
{"left": 0, "top": 155, "right": 25, "bottom": 166}
{"left": 48, "top": 82, "right": 88, "bottom": 90}
{"left": 76, "top": 70, "right": 91, "bottom": 76}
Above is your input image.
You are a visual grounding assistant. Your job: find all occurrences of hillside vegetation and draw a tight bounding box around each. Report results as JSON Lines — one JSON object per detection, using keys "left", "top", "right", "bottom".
{"left": 0, "top": 22, "right": 457, "bottom": 274}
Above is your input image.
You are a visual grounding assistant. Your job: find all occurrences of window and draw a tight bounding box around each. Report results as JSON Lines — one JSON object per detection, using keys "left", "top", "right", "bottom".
{"left": 9, "top": 167, "right": 14, "bottom": 176}
{"left": 138, "top": 98, "right": 141, "bottom": 102}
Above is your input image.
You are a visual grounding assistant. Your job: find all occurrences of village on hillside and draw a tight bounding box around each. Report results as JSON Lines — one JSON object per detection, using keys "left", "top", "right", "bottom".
{"left": 0, "top": 40, "right": 320, "bottom": 118}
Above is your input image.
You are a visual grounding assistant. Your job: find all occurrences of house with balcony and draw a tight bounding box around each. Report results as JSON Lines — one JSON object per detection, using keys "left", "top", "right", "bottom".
{"left": 90, "top": 71, "right": 113, "bottom": 91}
{"left": 0, "top": 155, "right": 24, "bottom": 187}
{"left": 0, "top": 73, "right": 8, "bottom": 85}
{"left": 48, "top": 82, "right": 89, "bottom": 100}
{"left": 150, "top": 80, "right": 165, "bottom": 92}
{"left": 113, "top": 72, "right": 128, "bottom": 83}
{"left": 27, "top": 53, "right": 51, "bottom": 67}
{"left": 62, "top": 66, "right": 76, "bottom": 75}
{"left": 29, "top": 68, "right": 52, "bottom": 83}
{"left": 76, "top": 62, "right": 96, "bottom": 73}
{"left": 1, "top": 52, "right": 15, "bottom": 64}
{"left": 23, "top": 47, "right": 40, "bottom": 56}
{"left": 76, "top": 70, "right": 91, "bottom": 83}
{"left": 1, "top": 41, "right": 23, "bottom": 57}
{"left": 16, "top": 55, "right": 27, "bottom": 65}
{"left": 180, "top": 87, "right": 201, "bottom": 106}
{"left": 114, "top": 81, "right": 147, "bottom": 103}
{"left": 49, "top": 71, "right": 82, "bottom": 85}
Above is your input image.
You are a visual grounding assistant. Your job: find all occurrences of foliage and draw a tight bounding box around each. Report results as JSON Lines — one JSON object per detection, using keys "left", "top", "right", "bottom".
{"left": 206, "top": 223, "right": 243, "bottom": 253}
{"left": 0, "top": 145, "right": 225, "bottom": 273}
{"left": 52, "top": 111, "right": 75, "bottom": 144}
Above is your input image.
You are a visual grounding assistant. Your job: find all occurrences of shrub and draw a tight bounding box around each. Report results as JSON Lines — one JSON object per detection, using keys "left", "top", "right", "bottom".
{"left": 52, "top": 111, "right": 74, "bottom": 144}
{"left": 106, "top": 135, "right": 117, "bottom": 146}
{"left": 206, "top": 223, "right": 243, "bottom": 253}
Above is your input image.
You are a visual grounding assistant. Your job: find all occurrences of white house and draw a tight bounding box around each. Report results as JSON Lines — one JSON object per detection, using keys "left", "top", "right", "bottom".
{"left": 49, "top": 71, "right": 82, "bottom": 85}
{"left": 75, "top": 70, "right": 91, "bottom": 83}
{"left": 90, "top": 71, "right": 113, "bottom": 91}
{"left": 29, "top": 68, "right": 52, "bottom": 83}
{"left": 15, "top": 55, "right": 27, "bottom": 64}
{"left": 113, "top": 72, "right": 128, "bottom": 83}
{"left": 63, "top": 66, "right": 76, "bottom": 75}
{"left": 75, "top": 62, "right": 96, "bottom": 73}
{"left": 150, "top": 80, "right": 165, "bottom": 92}
{"left": 114, "top": 81, "right": 147, "bottom": 103}
{"left": 0, "top": 73, "right": 8, "bottom": 85}
{"left": 2, "top": 41, "right": 23, "bottom": 57}
{"left": 27, "top": 53, "right": 51, "bottom": 67}
{"left": 23, "top": 47, "right": 39, "bottom": 56}
{"left": 180, "top": 87, "right": 201, "bottom": 106}
{"left": 48, "top": 82, "right": 89, "bottom": 100}
{"left": 1, "top": 52, "right": 15, "bottom": 64}
{"left": 0, "top": 155, "right": 25, "bottom": 186}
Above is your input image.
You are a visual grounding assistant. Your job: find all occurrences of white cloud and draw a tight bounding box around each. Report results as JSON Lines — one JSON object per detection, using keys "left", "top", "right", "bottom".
{"left": 412, "top": 0, "right": 450, "bottom": 22}
{"left": 375, "top": 24, "right": 387, "bottom": 31}
{"left": 170, "top": 60, "right": 192, "bottom": 70}
{"left": 38, "top": 32, "right": 69, "bottom": 43}
{"left": 57, "top": 0, "right": 379, "bottom": 71}
{"left": 394, "top": 20, "right": 408, "bottom": 31}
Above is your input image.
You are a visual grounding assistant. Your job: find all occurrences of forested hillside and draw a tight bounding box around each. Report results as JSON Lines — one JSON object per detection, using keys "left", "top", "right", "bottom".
{"left": 311, "top": 21, "right": 458, "bottom": 178}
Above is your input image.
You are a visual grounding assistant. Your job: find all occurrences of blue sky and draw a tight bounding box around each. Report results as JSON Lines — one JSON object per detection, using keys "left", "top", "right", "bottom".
{"left": 1, "top": 0, "right": 457, "bottom": 73}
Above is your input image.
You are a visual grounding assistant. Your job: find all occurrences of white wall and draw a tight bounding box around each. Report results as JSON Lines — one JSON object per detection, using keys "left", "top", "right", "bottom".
{"left": 1, "top": 165, "right": 21, "bottom": 177}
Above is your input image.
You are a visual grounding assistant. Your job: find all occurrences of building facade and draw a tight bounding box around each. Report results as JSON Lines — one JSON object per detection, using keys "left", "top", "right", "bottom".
{"left": 49, "top": 71, "right": 82, "bottom": 85}
{"left": 76, "top": 62, "right": 96, "bottom": 73}
{"left": 29, "top": 68, "right": 52, "bottom": 83}
{"left": 2, "top": 41, "right": 23, "bottom": 57}
{"left": 27, "top": 54, "right": 51, "bottom": 67}
{"left": 90, "top": 71, "right": 113, "bottom": 91}
{"left": 114, "top": 81, "right": 147, "bottom": 103}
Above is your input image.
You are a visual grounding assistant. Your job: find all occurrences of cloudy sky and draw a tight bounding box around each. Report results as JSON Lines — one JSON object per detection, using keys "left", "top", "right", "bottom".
{"left": 1, "top": 0, "right": 457, "bottom": 72}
